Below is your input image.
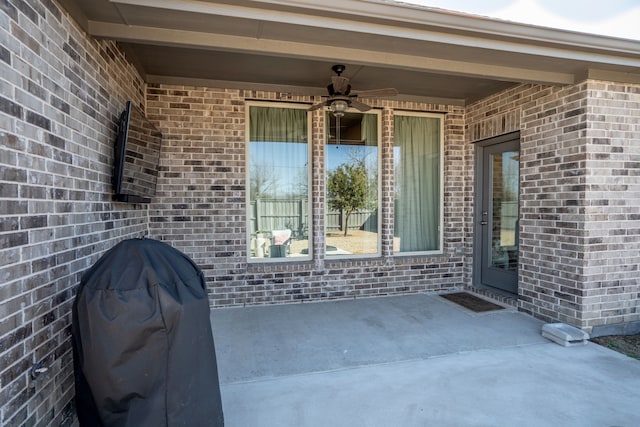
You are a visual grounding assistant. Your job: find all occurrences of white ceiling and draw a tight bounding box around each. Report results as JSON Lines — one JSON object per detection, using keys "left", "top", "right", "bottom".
{"left": 59, "top": 0, "right": 640, "bottom": 105}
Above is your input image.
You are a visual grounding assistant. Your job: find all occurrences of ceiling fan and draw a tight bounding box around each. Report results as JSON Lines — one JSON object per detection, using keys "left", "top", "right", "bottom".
{"left": 308, "top": 64, "right": 398, "bottom": 115}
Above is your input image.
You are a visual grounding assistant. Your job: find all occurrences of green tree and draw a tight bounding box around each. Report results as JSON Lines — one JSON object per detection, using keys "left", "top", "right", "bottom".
{"left": 327, "top": 161, "right": 368, "bottom": 236}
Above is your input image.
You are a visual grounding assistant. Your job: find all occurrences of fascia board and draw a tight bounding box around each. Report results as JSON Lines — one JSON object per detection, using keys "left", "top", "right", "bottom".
{"left": 107, "top": 0, "right": 640, "bottom": 70}
{"left": 110, "top": 0, "right": 640, "bottom": 57}
{"left": 88, "top": 21, "right": 576, "bottom": 85}
{"left": 260, "top": 0, "right": 640, "bottom": 50}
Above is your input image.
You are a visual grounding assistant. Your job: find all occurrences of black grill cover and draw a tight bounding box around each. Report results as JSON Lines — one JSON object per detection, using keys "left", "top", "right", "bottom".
{"left": 72, "top": 238, "right": 224, "bottom": 427}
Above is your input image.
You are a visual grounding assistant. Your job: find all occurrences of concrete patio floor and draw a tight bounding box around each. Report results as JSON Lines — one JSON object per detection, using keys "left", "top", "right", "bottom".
{"left": 210, "top": 293, "right": 640, "bottom": 427}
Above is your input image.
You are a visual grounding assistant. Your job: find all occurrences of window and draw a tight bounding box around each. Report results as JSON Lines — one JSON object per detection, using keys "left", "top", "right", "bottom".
{"left": 247, "top": 104, "right": 311, "bottom": 261}
{"left": 393, "top": 113, "right": 443, "bottom": 254}
{"left": 325, "top": 111, "right": 380, "bottom": 257}
{"left": 247, "top": 105, "right": 442, "bottom": 261}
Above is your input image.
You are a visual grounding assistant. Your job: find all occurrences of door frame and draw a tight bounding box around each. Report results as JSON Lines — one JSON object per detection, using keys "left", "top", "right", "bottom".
{"left": 472, "top": 131, "right": 520, "bottom": 294}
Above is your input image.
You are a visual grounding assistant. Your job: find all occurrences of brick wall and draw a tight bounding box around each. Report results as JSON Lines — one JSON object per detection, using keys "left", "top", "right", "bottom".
{"left": 466, "top": 81, "right": 640, "bottom": 331}
{"left": 519, "top": 82, "right": 592, "bottom": 326}
{"left": 146, "top": 85, "right": 469, "bottom": 307}
{"left": 0, "top": 0, "right": 147, "bottom": 425}
{"left": 582, "top": 80, "right": 640, "bottom": 331}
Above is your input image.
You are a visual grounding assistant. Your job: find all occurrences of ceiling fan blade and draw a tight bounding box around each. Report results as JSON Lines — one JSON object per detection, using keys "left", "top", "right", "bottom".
{"left": 349, "top": 99, "right": 372, "bottom": 112}
{"left": 331, "top": 76, "right": 351, "bottom": 95}
{"left": 308, "top": 101, "right": 327, "bottom": 111}
{"left": 352, "top": 88, "right": 398, "bottom": 98}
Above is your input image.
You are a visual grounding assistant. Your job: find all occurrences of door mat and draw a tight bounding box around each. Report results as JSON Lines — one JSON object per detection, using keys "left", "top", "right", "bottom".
{"left": 440, "top": 292, "right": 505, "bottom": 313}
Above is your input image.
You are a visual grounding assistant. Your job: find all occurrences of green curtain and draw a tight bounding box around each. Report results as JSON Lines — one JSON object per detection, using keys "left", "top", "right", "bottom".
{"left": 394, "top": 115, "right": 440, "bottom": 252}
{"left": 361, "top": 113, "right": 378, "bottom": 146}
{"left": 249, "top": 106, "right": 308, "bottom": 200}
{"left": 250, "top": 106, "right": 307, "bottom": 142}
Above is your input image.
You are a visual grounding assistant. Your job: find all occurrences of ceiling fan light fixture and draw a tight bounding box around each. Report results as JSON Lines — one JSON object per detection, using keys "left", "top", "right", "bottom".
{"left": 308, "top": 65, "right": 397, "bottom": 113}
{"left": 329, "top": 99, "right": 349, "bottom": 117}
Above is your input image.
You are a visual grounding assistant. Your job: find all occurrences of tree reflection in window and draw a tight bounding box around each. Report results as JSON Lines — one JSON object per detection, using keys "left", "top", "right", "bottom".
{"left": 326, "top": 111, "right": 380, "bottom": 256}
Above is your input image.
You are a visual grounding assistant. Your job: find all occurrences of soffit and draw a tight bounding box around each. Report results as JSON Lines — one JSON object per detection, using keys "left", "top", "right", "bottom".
{"left": 58, "top": 0, "right": 640, "bottom": 105}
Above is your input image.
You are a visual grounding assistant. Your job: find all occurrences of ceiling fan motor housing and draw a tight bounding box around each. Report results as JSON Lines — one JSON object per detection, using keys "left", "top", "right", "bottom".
{"left": 327, "top": 81, "right": 352, "bottom": 96}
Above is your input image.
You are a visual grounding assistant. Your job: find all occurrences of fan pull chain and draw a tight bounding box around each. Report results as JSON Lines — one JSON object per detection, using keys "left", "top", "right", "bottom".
{"left": 335, "top": 115, "right": 341, "bottom": 148}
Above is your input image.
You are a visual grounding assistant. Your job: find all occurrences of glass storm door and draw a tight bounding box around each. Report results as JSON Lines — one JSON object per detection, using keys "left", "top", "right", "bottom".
{"left": 479, "top": 137, "right": 520, "bottom": 294}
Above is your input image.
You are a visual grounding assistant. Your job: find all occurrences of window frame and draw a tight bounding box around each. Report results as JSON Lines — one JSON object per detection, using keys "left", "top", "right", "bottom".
{"left": 324, "top": 108, "right": 382, "bottom": 259}
{"left": 245, "top": 101, "right": 313, "bottom": 263}
{"left": 392, "top": 111, "right": 445, "bottom": 257}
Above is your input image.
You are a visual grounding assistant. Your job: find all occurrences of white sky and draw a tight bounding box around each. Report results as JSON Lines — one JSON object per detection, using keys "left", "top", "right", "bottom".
{"left": 399, "top": 0, "right": 640, "bottom": 41}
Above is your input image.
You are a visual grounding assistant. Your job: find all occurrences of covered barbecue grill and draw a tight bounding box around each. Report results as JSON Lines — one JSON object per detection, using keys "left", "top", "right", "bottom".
{"left": 72, "top": 238, "right": 224, "bottom": 427}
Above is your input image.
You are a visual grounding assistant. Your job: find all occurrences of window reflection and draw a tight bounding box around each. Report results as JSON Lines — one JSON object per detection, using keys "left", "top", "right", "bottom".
{"left": 325, "top": 111, "right": 380, "bottom": 256}
{"left": 248, "top": 105, "right": 311, "bottom": 260}
{"left": 490, "top": 151, "right": 519, "bottom": 271}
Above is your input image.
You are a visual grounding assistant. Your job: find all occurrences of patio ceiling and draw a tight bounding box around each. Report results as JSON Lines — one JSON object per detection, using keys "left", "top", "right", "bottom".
{"left": 59, "top": 0, "right": 640, "bottom": 106}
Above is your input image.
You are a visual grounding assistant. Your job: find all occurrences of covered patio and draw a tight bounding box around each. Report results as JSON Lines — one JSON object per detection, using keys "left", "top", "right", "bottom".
{"left": 55, "top": 0, "right": 640, "bottom": 329}
{"left": 2, "top": 0, "right": 640, "bottom": 425}
{"left": 212, "top": 293, "right": 640, "bottom": 426}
